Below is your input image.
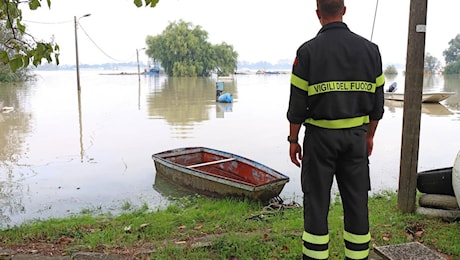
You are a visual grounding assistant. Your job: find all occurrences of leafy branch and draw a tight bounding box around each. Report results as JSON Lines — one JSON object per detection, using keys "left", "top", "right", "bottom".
{"left": 0, "top": 0, "right": 158, "bottom": 72}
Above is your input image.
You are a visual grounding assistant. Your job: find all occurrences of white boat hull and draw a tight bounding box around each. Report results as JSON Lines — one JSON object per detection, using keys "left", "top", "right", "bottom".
{"left": 453, "top": 151, "right": 460, "bottom": 208}
{"left": 384, "top": 92, "right": 455, "bottom": 103}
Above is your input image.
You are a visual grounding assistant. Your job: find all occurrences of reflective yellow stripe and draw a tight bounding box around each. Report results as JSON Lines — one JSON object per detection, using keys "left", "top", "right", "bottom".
{"left": 291, "top": 74, "right": 309, "bottom": 92}
{"left": 308, "top": 81, "right": 376, "bottom": 96}
{"left": 291, "top": 75, "right": 384, "bottom": 94}
{"left": 306, "top": 115, "right": 369, "bottom": 129}
{"left": 376, "top": 73, "right": 385, "bottom": 87}
{"left": 302, "top": 231, "right": 330, "bottom": 244}
{"left": 345, "top": 248, "right": 370, "bottom": 259}
{"left": 343, "top": 231, "right": 371, "bottom": 244}
{"left": 344, "top": 231, "right": 371, "bottom": 259}
{"left": 302, "top": 232, "right": 329, "bottom": 259}
{"left": 303, "top": 246, "right": 329, "bottom": 259}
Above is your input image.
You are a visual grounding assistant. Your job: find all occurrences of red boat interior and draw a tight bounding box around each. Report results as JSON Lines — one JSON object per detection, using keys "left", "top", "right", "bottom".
{"left": 163, "top": 151, "right": 280, "bottom": 186}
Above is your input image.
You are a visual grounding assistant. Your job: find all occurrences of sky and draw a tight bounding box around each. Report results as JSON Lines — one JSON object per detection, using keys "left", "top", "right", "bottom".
{"left": 22, "top": 0, "right": 460, "bottom": 67}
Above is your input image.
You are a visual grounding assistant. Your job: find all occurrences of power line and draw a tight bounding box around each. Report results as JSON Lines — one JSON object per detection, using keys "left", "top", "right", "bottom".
{"left": 78, "top": 23, "right": 135, "bottom": 62}
{"left": 25, "top": 19, "right": 137, "bottom": 63}
{"left": 23, "top": 19, "right": 72, "bottom": 25}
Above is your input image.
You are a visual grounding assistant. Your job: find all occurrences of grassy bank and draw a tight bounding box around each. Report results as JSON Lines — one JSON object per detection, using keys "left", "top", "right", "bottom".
{"left": 0, "top": 191, "right": 459, "bottom": 259}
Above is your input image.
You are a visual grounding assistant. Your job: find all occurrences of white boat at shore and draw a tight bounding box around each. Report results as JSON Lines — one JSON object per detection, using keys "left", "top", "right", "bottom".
{"left": 383, "top": 82, "right": 455, "bottom": 103}
{"left": 384, "top": 92, "right": 455, "bottom": 103}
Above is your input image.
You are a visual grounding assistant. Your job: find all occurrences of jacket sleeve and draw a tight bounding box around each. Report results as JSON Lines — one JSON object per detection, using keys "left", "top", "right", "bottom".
{"left": 287, "top": 55, "right": 310, "bottom": 124}
{"left": 287, "top": 84, "right": 309, "bottom": 124}
{"left": 369, "top": 82, "right": 384, "bottom": 121}
{"left": 369, "top": 47, "right": 385, "bottom": 121}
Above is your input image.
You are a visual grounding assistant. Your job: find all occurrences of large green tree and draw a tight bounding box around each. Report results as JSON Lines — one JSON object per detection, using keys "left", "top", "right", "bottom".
{"left": 0, "top": 0, "right": 158, "bottom": 73}
{"left": 213, "top": 42, "right": 238, "bottom": 77}
{"left": 145, "top": 20, "right": 238, "bottom": 77}
{"left": 443, "top": 34, "right": 460, "bottom": 74}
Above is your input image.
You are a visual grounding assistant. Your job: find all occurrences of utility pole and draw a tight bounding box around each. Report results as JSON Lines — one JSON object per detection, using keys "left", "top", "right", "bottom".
{"left": 136, "top": 48, "right": 146, "bottom": 85}
{"left": 74, "top": 16, "right": 81, "bottom": 91}
{"left": 74, "top": 14, "right": 91, "bottom": 91}
{"left": 137, "top": 48, "right": 141, "bottom": 85}
{"left": 397, "top": 0, "right": 428, "bottom": 213}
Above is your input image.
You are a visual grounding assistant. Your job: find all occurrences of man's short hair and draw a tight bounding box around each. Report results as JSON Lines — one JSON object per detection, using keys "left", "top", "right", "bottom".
{"left": 317, "top": 0, "right": 344, "bottom": 18}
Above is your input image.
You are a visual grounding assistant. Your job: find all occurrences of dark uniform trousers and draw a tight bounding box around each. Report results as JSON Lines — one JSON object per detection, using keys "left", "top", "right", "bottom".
{"left": 301, "top": 124, "right": 371, "bottom": 260}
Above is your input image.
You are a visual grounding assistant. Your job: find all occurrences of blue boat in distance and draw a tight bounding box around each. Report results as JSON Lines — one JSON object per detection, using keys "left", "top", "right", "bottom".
{"left": 144, "top": 62, "right": 160, "bottom": 75}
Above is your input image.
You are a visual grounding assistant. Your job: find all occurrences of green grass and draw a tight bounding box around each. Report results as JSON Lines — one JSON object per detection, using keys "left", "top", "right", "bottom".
{"left": 0, "top": 192, "right": 459, "bottom": 259}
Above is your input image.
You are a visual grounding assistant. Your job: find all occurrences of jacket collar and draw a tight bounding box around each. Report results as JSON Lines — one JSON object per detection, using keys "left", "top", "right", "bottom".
{"left": 317, "top": 22, "right": 349, "bottom": 35}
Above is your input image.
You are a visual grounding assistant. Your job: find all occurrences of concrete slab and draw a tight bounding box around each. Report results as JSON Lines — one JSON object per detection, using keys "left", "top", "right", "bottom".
{"left": 374, "top": 242, "right": 446, "bottom": 260}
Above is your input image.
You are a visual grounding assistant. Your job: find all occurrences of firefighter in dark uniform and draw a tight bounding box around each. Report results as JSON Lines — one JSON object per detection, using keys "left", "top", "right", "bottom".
{"left": 286, "top": 0, "right": 384, "bottom": 259}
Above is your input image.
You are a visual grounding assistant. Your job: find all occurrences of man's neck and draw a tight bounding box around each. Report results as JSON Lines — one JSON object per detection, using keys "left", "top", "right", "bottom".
{"left": 321, "top": 17, "right": 342, "bottom": 26}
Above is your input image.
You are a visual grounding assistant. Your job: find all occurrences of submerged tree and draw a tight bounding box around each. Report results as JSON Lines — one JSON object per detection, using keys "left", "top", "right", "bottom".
{"left": 443, "top": 34, "right": 460, "bottom": 74}
{"left": 383, "top": 64, "right": 398, "bottom": 76}
{"left": 213, "top": 42, "right": 238, "bottom": 77}
{"left": 145, "top": 20, "right": 238, "bottom": 77}
{"left": 424, "top": 53, "right": 441, "bottom": 74}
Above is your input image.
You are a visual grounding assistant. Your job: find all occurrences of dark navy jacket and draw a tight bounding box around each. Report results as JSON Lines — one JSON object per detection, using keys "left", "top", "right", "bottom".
{"left": 287, "top": 22, "right": 385, "bottom": 129}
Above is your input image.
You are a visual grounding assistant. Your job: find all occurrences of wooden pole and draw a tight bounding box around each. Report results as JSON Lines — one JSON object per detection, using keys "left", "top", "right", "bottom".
{"left": 74, "top": 14, "right": 91, "bottom": 92}
{"left": 397, "top": 0, "right": 428, "bottom": 213}
{"left": 74, "top": 16, "right": 81, "bottom": 91}
{"left": 136, "top": 48, "right": 142, "bottom": 85}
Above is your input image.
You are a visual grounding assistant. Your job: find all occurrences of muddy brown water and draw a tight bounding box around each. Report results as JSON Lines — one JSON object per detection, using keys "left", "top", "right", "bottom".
{"left": 1, "top": 70, "right": 459, "bottom": 228}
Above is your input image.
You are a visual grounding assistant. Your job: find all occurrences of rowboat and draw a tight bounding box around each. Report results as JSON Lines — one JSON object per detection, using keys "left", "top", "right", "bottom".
{"left": 384, "top": 82, "right": 455, "bottom": 103}
{"left": 384, "top": 92, "right": 455, "bottom": 103}
{"left": 152, "top": 147, "right": 289, "bottom": 201}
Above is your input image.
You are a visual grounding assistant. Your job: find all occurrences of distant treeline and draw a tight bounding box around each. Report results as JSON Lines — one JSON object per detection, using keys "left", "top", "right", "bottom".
{"left": 35, "top": 60, "right": 294, "bottom": 71}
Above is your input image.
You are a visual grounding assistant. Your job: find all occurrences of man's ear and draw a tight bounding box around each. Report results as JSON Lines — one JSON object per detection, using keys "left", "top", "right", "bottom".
{"left": 316, "top": 9, "right": 321, "bottom": 20}
{"left": 343, "top": 6, "right": 347, "bottom": 15}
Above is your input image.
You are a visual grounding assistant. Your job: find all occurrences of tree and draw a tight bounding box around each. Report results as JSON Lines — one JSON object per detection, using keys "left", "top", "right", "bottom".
{"left": 384, "top": 64, "right": 398, "bottom": 76}
{"left": 0, "top": 15, "right": 29, "bottom": 81}
{"left": 0, "top": 0, "right": 57, "bottom": 72}
{"left": 424, "top": 53, "right": 441, "bottom": 74}
{"left": 145, "top": 20, "right": 238, "bottom": 77}
{"left": 443, "top": 34, "right": 460, "bottom": 65}
{"left": 443, "top": 34, "right": 460, "bottom": 74}
{"left": 0, "top": 0, "right": 158, "bottom": 72}
{"left": 213, "top": 42, "right": 238, "bottom": 76}
{"left": 444, "top": 60, "right": 460, "bottom": 74}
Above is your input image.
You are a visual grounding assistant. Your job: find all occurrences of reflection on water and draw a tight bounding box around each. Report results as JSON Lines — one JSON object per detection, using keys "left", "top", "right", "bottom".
{"left": 0, "top": 81, "right": 33, "bottom": 225}
{"left": 423, "top": 75, "right": 444, "bottom": 91}
{"left": 385, "top": 100, "right": 453, "bottom": 116}
{"left": 146, "top": 77, "right": 237, "bottom": 138}
{"left": 443, "top": 75, "right": 460, "bottom": 110}
{"left": 0, "top": 70, "right": 460, "bottom": 229}
{"left": 153, "top": 173, "right": 195, "bottom": 199}
{"left": 216, "top": 102, "right": 233, "bottom": 118}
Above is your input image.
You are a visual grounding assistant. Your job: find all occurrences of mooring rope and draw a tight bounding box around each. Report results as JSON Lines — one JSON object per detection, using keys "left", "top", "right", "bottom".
{"left": 245, "top": 196, "right": 301, "bottom": 221}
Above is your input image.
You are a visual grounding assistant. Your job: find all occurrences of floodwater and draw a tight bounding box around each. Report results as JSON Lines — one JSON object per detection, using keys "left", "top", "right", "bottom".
{"left": 0, "top": 70, "right": 459, "bottom": 229}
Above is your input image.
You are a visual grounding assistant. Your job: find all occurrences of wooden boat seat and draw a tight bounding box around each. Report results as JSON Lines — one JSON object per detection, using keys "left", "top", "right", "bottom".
{"left": 187, "top": 158, "right": 236, "bottom": 168}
